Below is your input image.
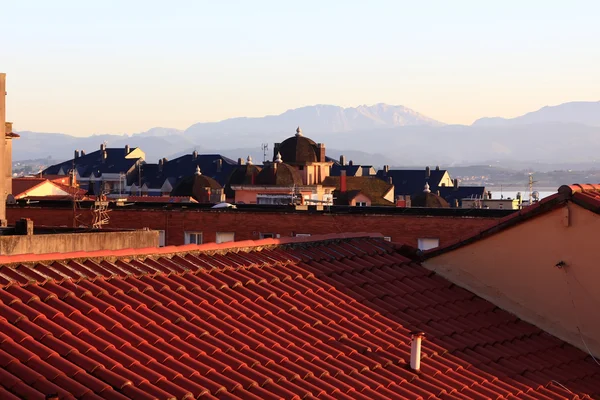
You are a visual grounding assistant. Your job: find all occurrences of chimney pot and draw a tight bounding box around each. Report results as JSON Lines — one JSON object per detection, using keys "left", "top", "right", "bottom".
{"left": 125, "top": 144, "right": 130, "bottom": 154}
{"left": 383, "top": 165, "right": 389, "bottom": 173}
{"left": 192, "top": 150, "right": 198, "bottom": 160}
{"left": 74, "top": 149, "right": 79, "bottom": 159}
{"left": 340, "top": 155, "right": 346, "bottom": 166}
{"left": 425, "top": 166, "right": 431, "bottom": 179}
{"left": 410, "top": 331, "right": 425, "bottom": 371}
{"left": 349, "top": 160, "right": 353, "bottom": 166}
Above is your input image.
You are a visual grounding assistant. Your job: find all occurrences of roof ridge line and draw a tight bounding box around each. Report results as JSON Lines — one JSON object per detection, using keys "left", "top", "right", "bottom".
{"left": 0, "top": 232, "right": 385, "bottom": 266}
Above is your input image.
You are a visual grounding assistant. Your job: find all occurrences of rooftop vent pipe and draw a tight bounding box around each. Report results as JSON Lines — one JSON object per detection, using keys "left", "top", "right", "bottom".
{"left": 410, "top": 331, "right": 425, "bottom": 372}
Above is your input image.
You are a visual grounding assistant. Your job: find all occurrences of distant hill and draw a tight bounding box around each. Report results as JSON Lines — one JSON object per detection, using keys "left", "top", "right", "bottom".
{"left": 473, "top": 101, "right": 600, "bottom": 127}
{"left": 11, "top": 102, "right": 600, "bottom": 167}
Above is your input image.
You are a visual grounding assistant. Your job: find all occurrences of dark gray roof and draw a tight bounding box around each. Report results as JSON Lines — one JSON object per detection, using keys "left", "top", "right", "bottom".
{"left": 43, "top": 148, "right": 141, "bottom": 178}
{"left": 376, "top": 168, "right": 449, "bottom": 198}
{"left": 141, "top": 154, "right": 238, "bottom": 190}
{"left": 330, "top": 164, "right": 362, "bottom": 177}
{"left": 438, "top": 186, "right": 487, "bottom": 207}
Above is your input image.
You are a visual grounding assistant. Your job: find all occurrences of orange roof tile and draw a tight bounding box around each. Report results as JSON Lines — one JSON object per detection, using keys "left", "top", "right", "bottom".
{"left": 0, "top": 233, "right": 597, "bottom": 399}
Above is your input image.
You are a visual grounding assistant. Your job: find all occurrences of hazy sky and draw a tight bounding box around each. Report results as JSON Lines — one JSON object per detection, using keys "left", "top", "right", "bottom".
{"left": 2, "top": 0, "right": 599, "bottom": 136}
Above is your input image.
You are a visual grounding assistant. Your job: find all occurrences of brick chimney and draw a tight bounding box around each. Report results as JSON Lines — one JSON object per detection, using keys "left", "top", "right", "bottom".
{"left": 81, "top": 150, "right": 86, "bottom": 156}
{"left": 317, "top": 143, "right": 326, "bottom": 162}
{"left": 340, "top": 170, "right": 347, "bottom": 193}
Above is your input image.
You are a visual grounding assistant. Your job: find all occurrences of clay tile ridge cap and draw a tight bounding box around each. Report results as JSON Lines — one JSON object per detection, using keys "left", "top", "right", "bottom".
{"left": 558, "top": 183, "right": 600, "bottom": 196}
{"left": 0, "top": 232, "right": 385, "bottom": 265}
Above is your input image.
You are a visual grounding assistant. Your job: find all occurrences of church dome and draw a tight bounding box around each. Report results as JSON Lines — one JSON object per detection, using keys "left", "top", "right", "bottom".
{"left": 171, "top": 166, "right": 222, "bottom": 200}
{"left": 411, "top": 183, "right": 449, "bottom": 208}
{"left": 276, "top": 126, "right": 320, "bottom": 164}
{"left": 255, "top": 162, "right": 303, "bottom": 186}
{"left": 224, "top": 163, "right": 262, "bottom": 198}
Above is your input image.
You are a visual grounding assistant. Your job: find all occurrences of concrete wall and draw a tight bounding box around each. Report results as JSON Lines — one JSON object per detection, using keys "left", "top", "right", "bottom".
{"left": 0, "top": 74, "right": 6, "bottom": 225}
{"left": 424, "top": 203, "right": 600, "bottom": 357}
{"left": 0, "top": 230, "right": 159, "bottom": 256}
{"left": 7, "top": 205, "right": 500, "bottom": 248}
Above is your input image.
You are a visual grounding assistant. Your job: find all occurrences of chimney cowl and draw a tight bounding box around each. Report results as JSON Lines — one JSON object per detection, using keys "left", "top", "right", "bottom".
{"left": 410, "top": 331, "right": 425, "bottom": 372}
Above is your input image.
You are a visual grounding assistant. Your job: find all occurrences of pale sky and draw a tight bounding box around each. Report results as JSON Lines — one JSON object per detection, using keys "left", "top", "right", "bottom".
{"left": 2, "top": 0, "right": 599, "bottom": 136}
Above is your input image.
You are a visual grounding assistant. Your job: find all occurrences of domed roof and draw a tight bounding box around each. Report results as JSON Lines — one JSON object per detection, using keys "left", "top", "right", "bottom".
{"left": 277, "top": 126, "right": 320, "bottom": 164}
{"left": 224, "top": 164, "right": 263, "bottom": 198}
{"left": 412, "top": 183, "right": 450, "bottom": 208}
{"left": 171, "top": 167, "right": 222, "bottom": 200}
{"left": 255, "top": 162, "right": 303, "bottom": 186}
{"left": 226, "top": 164, "right": 262, "bottom": 187}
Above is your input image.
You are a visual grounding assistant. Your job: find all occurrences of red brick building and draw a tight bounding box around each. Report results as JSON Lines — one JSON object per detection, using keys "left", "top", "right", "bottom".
{"left": 7, "top": 202, "right": 510, "bottom": 249}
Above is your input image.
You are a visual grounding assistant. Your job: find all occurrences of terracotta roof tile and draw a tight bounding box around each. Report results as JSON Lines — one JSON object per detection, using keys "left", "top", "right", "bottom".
{"left": 0, "top": 234, "right": 598, "bottom": 399}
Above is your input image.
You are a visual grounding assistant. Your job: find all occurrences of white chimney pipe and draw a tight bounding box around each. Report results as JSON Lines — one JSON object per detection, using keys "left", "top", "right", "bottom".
{"left": 410, "top": 332, "right": 425, "bottom": 371}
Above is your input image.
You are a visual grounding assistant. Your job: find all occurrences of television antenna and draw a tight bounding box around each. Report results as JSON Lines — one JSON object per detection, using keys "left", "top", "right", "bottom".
{"left": 261, "top": 143, "right": 269, "bottom": 163}
{"left": 91, "top": 190, "right": 111, "bottom": 229}
{"left": 528, "top": 172, "right": 538, "bottom": 205}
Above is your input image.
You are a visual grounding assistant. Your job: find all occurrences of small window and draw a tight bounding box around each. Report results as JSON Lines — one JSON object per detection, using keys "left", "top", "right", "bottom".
{"left": 259, "top": 233, "right": 275, "bottom": 239}
{"left": 185, "top": 231, "right": 203, "bottom": 245}
{"left": 295, "top": 233, "right": 311, "bottom": 237}
{"left": 158, "top": 230, "right": 166, "bottom": 247}
{"left": 356, "top": 202, "right": 368, "bottom": 207}
{"left": 418, "top": 238, "right": 439, "bottom": 251}
{"left": 383, "top": 236, "right": 392, "bottom": 242}
{"left": 216, "top": 232, "right": 235, "bottom": 244}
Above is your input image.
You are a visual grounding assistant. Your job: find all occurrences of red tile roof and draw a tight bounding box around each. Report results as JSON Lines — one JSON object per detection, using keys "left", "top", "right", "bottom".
{"left": 11, "top": 178, "right": 48, "bottom": 198}
{"left": 124, "top": 196, "right": 199, "bottom": 204}
{"left": 0, "top": 233, "right": 598, "bottom": 399}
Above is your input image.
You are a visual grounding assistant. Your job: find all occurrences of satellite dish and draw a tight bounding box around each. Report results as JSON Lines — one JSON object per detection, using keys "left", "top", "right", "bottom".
{"left": 532, "top": 191, "right": 540, "bottom": 201}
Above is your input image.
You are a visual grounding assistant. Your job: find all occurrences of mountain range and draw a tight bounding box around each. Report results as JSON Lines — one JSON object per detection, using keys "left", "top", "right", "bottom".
{"left": 12, "top": 101, "right": 600, "bottom": 168}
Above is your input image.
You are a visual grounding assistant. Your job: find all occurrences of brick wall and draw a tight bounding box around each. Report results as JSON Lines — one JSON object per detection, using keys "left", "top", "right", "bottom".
{"left": 7, "top": 206, "right": 500, "bottom": 248}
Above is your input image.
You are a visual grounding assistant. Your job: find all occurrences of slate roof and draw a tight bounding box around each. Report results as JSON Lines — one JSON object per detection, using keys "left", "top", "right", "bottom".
{"left": 170, "top": 173, "right": 223, "bottom": 203}
{"left": 141, "top": 154, "right": 237, "bottom": 190}
{"left": 438, "top": 186, "right": 487, "bottom": 207}
{"left": 43, "top": 148, "right": 142, "bottom": 178}
{"left": 330, "top": 165, "right": 363, "bottom": 177}
{"left": 377, "top": 169, "right": 449, "bottom": 198}
{"left": 255, "top": 163, "right": 304, "bottom": 186}
{"left": 411, "top": 192, "right": 450, "bottom": 208}
{"left": 322, "top": 176, "right": 394, "bottom": 206}
{"left": 0, "top": 233, "right": 598, "bottom": 399}
{"left": 276, "top": 136, "right": 320, "bottom": 164}
{"left": 225, "top": 165, "right": 263, "bottom": 198}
